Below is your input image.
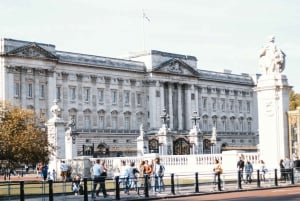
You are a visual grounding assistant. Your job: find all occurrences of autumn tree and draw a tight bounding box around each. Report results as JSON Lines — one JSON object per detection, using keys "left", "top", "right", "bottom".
{"left": 289, "top": 89, "right": 300, "bottom": 110}
{"left": 0, "top": 101, "right": 53, "bottom": 177}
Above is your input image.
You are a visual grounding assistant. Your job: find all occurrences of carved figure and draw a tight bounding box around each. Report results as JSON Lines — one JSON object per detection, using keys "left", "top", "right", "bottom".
{"left": 259, "top": 35, "right": 286, "bottom": 74}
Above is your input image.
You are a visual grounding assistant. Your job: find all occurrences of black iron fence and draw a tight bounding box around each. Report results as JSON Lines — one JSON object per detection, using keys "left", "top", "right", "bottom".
{"left": 1, "top": 168, "right": 300, "bottom": 201}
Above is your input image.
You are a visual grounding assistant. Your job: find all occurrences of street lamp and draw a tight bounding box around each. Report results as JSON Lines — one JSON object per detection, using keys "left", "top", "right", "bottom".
{"left": 191, "top": 111, "right": 200, "bottom": 128}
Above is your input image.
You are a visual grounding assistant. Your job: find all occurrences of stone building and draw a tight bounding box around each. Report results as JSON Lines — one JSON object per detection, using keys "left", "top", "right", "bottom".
{"left": 0, "top": 38, "right": 259, "bottom": 157}
{"left": 288, "top": 107, "right": 300, "bottom": 158}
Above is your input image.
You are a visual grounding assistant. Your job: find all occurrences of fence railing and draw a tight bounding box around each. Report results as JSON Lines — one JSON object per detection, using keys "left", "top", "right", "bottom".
{"left": 1, "top": 168, "right": 300, "bottom": 201}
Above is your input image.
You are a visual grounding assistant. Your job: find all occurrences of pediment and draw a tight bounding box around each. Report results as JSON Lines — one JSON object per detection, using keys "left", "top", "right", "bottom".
{"left": 153, "top": 58, "right": 199, "bottom": 77}
{"left": 5, "top": 43, "right": 58, "bottom": 60}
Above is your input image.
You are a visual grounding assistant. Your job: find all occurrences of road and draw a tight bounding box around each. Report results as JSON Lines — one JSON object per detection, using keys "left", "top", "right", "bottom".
{"left": 163, "top": 186, "right": 300, "bottom": 201}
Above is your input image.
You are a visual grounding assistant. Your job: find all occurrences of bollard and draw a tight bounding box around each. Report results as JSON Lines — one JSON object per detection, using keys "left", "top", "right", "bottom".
{"left": 291, "top": 168, "right": 295, "bottom": 184}
{"left": 171, "top": 173, "right": 175, "bottom": 195}
{"left": 115, "top": 176, "right": 120, "bottom": 200}
{"left": 274, "top": 169, "right": 278, "bottom": 186}
{"left": 48, "top": 180, "right": 53, "bottom": 201}
{"left": 144, "top": 174, "right": 149, "bottom": 197}
{"left": 238, "top": 170, "right": 242, "bottom": 190}
{"left": 83, "top": 178, "right": 88, "bottom": 201}
{"left": 217, "top": 173, "right": 222, "bottom": 191}
{"left": 20, "top": 181, "right": 24, "bottom": 201}
{"left": 194, "top": 172, "right": 199, "bottom": 193}
{"left": 257, "top": 170, "right": 261, "bottom": 188}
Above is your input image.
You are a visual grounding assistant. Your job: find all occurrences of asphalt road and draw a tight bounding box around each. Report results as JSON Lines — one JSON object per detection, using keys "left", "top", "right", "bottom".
{"left": 163, "top": 186, "right": 300, "bottom": 201}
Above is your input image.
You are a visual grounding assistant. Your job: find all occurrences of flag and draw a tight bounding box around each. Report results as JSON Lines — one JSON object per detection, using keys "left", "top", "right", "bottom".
{"left": 143, "top": 11, "right": 150, "bottom": 22}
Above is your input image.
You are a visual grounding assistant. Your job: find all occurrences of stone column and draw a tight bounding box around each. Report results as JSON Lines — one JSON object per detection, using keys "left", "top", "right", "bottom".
{"left": 186, "top": 84, "right": 192, "bottom": 129}
{"left": 178, "top": 84, "right": 183, "bottom": 130}
{"left": 168, "top": 83, "right": 173, "bottom": 129}
{"left": 255, "top": 74, "right": 290, "bottom": 169}
{"left": 148, "top": 81, "right": 157, "bottom": 128}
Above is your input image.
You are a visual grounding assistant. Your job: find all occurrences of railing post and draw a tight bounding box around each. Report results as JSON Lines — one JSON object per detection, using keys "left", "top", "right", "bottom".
{"left": 144, "top": 174, "right": 149, "bottom": 197}
{"left": 194, "top": 172, "right": 199, "bottom": 193}
{"left": 274, "top": 169, "right": 278, "bottom": 186}
{"left": 257, "top": 170, "right": 261, "bottom": 187}
{"left": 217, "top": 173, "right": 222, "bottom": 191}
{"left": 291, "top": 168, "right": 295, "bottom": 185}
{"left": 83, "top": 178, "right": 88, "bottom": 201}
{"left": 48, "top": 179, "right": 53, "bottom": 201}
{"left": 115, "top": 176, "right": 120, "bottom": 200}
{"left": 20, "top": 181, "right": 24, "bottom": 201}
{"left": 171, "top": 173, "right": 175, "bottom": 195}
{"left": 238, "top": 170, "right": 242, "bottom": 190}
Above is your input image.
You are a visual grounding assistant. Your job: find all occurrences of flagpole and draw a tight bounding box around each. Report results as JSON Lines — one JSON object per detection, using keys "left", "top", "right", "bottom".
{"left": 142, "top": 10, "right": 146, "bottom": 51}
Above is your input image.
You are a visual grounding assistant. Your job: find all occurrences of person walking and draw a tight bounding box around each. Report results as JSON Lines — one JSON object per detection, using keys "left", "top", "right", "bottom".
{"left": 244, "top": 160, "right": 253, "bottom": 184}
{"left": 153, "top": 157, "right": 165, "bottom": 193}
{"left": 91, "top": 159, "right": 105, "bottom": 198}
{"left": 237, "top": 156, "right": 245, "bottom": 183}
{"left": 212, "top": 159, "right": 223, "bottom": 190}
{"left": 279, "top": 159, "right": 286, "bottom": 182}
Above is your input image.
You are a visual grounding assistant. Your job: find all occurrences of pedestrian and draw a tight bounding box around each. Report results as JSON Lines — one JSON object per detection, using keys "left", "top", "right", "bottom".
{"left": 119, "top": 160, "right": 130, "bottom": 194}
{"left": 259, "top": 160, "right": 267, "bottom": 182}
{"left": 41, "top": 164, "right": 48, "bottom": 181}
{"left": 98, "top": 161, "right": 109, "bottom": 198}
{"left": 71, "top": 175, "right": 82, "bottom": 196}
{"left": 60, "top": 161, "right": 68, "bottom": 181}
{"left": 279, "top": 159, "right": 286, "bottom": 182}
{"left": 153, "top": 157, "right": 165, "bottom": 192}
{"left": 52, "top": 169, "right": 57, "bottom": 182}
{"left": 244, "top": 160, "right": 253, "bottom": 184}
{"left": 213, "top": 159, "right": 223, "bottom": 190}
{"left": 92, "top": 159, "right": 102, "bottom": 198}
{"left": 284, "top": 156, "right": 292, "bottom": 182}
{"left": 144, "top": 160, "right": 152, "bottom": 189}
{"left": 137, "top": 160, "right": 145, "bottom": 195}
{"left": 237, "top": 156, "right": 245, "bottom": 182}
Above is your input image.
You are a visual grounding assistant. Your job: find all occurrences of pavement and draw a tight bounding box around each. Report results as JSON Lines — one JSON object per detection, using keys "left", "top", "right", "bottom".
{"left": 0, "top": 174, "right": 297, "bottom": 201}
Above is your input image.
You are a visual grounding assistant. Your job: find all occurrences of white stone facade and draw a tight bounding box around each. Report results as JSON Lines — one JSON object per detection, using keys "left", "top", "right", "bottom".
{"left": 0, "top": 38, "right": 259, "bottom": 156}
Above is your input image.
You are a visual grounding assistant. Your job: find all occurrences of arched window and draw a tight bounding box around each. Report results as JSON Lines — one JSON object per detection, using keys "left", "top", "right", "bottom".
{"left": 98, "top": 109, "right": 105, "bottom": 129}
{"left": 124, "top": 111, "right": 131, "bottom": 130}
{"left": 111, "top": 110, "right": 118, "bottom": 129}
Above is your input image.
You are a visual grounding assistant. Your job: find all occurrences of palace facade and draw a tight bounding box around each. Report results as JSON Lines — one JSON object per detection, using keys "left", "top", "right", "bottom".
{"left": 0, "top": 38, "right": 259, "bottom": 157}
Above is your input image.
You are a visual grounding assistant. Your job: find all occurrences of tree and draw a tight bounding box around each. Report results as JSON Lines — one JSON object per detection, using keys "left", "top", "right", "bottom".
{"left": 289, "top": 89, "right": 300, "bottom": 110}
{"left": 0, "top": 101, "right": 53, "bottom": 178}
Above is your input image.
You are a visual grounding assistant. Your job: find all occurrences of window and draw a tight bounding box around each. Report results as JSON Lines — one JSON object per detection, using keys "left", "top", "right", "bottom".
{"left": 156, "top": 91, "right": 160, "bottom": 97}
{"left": 14, "top": 82, "right": 20, "bottom": 97}
{"left": 99, "top": 116, "right": 105, "bottom": 129}
{"left": 84, "top": 115, "right": 91, "bottom": 129}
{"left": 98, "top": 88, "right": 104, "bottom": 103}
{"left": 70, "top": 87, "right": 76, "bottom": 101}
{"left": 191, "top": 93, "right": 195, "bottom": 100}
{"left": 229, "top": 99, "right": 234, "bottom": 112}
{"left": 238, "top": 100, "right": 242, "bottom": 112}
{"left": 246, "top": 101, "right": 251, "bottom": 113}
{"left": 230, "top": 117, "right": 235, "bottom": 132}
{"left": 212, "top": 98, "right": 217, "bottom": 111}
{"left": 39, "top": 84, "right": 45, "bottom": 99}
{"left": 202, "top": 116, "right": 208, "bottom": 131}
{"left": 239, "top": 118, "right": 244, "bottom": 132}
{"left": 56, "top": 86, "right": 61, "bottom": 100}
{"left": 70, "top": 115, "right": 77, "bottom": 127}
{"left": 112, "top": 116, "right": 117, "bottom": 129}
{"left": 27, "top": 83, "right": 33, "bottom": 98}
{"left": 84, "top": 87, "right": 90, "bottom": 102}
{"left": 221, "top": 117, "right": 227, "bottom": 132}
{"left": 111, "top": 90, "right": 117, "bottom": 104}
{"left": 202, "top": 97, "right": 207, "bottom": 111}
{"left": 124, "top": 116, "right": 130, "bottom": 130}
{"left": 221, "top": 99, "right": 225, "bottom": 112}
{"left": 137, "top": 93, "right": 142, "bottom": 106}
{"left": 124, "top": 91, "right": 130, "bottom": 105}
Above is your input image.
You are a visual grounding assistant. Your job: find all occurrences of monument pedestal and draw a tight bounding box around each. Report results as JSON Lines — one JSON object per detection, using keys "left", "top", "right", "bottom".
{"left": 256, "top": 74, "right": 290, "bottom": 169}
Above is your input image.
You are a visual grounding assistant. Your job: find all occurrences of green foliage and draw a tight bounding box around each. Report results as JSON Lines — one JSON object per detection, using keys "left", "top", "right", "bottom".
{"left": 0, "top": 101, "right": 53, "bottom": 173}
{"left": 289, "top": 89, "right": 300, "bottom": 110}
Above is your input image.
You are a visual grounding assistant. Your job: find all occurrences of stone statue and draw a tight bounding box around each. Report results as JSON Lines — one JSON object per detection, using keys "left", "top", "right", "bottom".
{"left": 259, "top": 35, "right": 286, "bottom": 75}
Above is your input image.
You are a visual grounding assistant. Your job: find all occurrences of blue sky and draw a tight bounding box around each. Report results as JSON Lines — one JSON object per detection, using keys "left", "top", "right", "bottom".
{"left": 1, "top": 0, "right": 300, "bottom": 92}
